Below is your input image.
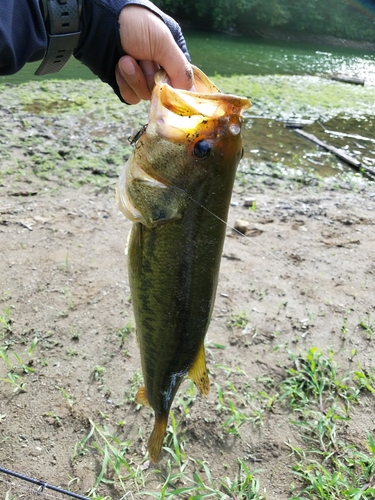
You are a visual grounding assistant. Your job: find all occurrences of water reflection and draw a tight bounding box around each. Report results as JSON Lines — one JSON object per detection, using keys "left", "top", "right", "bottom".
{"left": 186, "top": 33, "right": 375, "bottom": 84}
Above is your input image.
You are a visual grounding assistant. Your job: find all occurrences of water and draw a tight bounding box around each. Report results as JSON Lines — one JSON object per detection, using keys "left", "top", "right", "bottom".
{"left": 187, "top": 32, "right": 375, "bottom": 83}
{"left": 1, "top": 31, "right": 375, "bottom": 84}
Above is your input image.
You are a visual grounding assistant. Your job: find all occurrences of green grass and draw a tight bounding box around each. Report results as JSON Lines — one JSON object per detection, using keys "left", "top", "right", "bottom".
{"left": 1, "top": 333, "right": 372, "bottom": 499}
{"left": 227, "top": 311, "right": 250, "bottom": 329}
{"left": 280, "top": 348, "right": 375, "bottom": 499}
{"left": 0, "top": 305, "right": 12, "bottom": 334}
{"left": 69, "top": 347, "right": 373, "bottom": 499}
{"left": 290, "top": 433, "right": 375, "bottom": 499}
{"left": 279, "top": 347, "right": 358, "bottom": 409}
{"left": 0, "top": 337, "right": 38, "bottom": 392}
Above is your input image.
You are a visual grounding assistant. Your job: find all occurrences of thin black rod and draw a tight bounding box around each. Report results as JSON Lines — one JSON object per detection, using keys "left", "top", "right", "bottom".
{"left": 0, "top": 466, "right": 91, "bottom": 500}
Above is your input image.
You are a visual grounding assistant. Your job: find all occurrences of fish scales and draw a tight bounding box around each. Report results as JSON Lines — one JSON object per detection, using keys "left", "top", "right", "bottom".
{"left": 117, "top": 66, "right": 250, "bottom": 462}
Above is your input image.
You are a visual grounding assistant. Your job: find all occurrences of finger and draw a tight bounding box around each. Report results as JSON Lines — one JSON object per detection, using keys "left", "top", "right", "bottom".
{"left": 156, "top": 35, "right": 196, "bottom": 92}
{"left": 117, "top": 56, "right": 152, "bottom": 101}
{"left": 139, "top": 60, "right": 160, "bottom": 93}
{"left": 115, "top": 62, "right": 140, "bottom": 104}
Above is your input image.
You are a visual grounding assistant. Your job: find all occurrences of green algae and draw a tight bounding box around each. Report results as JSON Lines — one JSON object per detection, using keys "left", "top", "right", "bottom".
{"left": 1, "top": 77, "right": 375, "bottom": 189}
{"left": 212, "top": 74, "right": 375, "bottom": 120}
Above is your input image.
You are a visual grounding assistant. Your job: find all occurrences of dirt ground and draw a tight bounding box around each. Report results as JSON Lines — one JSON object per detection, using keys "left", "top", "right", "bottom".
{"left": 0, "top": 80, "right": 375, "bottom": 499}
{"left": 1, "top": 164, "right": 374, "bottom": 499}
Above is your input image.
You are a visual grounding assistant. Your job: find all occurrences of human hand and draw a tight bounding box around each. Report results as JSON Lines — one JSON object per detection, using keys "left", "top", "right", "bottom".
{"left": 116, "top": 5, "right": 195, "bottom": 104}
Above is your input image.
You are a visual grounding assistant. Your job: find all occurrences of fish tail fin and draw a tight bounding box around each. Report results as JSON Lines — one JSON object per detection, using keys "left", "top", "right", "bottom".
{"left": 188, "top": 342, "right": 210, "bottom": 396}
{"left": 135, "top": 386, "right": 151, "bottom": 407}
{"left": 148, "top": 412, "right": 168, "bottom": 463}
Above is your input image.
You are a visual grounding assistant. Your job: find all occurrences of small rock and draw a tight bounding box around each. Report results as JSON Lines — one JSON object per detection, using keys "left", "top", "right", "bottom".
{"left": 234, "top": 219, "right": 250, "bottom": 234}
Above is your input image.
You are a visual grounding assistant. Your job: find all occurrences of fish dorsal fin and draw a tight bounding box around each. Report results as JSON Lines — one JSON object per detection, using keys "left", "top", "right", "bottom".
{"left": 135, "top": 386, "right": 151, "bottom": 407}
{"left": 148, "top": 412, "right": 169, "bottom": 463}
{"left": 188, "top": 343, "right": 210, "bottom": 396}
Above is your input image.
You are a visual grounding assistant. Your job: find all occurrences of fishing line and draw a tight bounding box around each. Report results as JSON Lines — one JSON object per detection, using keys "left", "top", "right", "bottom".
{"left": 166, "top": 180, "right": 314, "bottom": 282}
{"left": 128, "top": 126, "right": 315, "bottom": 281}
{"left": 185, "top": 191, "right": 297, "bottom": 270}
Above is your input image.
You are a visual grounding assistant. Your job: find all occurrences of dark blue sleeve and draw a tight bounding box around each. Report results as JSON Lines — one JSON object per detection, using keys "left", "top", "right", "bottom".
{"left": 0, "top": 0, "right": 190, "bottom": 101}
{"left": 0, "top": 0, "right": 47, "bottom": 75}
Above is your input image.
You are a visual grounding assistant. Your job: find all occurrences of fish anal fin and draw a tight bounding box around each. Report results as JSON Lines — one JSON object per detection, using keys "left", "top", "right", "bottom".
{"left": 188, "top": 343, "right": 210, "bottom": 396}
{"left": 135, "top": 386, "right": 150, "bottom": 407}
{"left": 148, "top": 412, "right": 168, "bottom": 463}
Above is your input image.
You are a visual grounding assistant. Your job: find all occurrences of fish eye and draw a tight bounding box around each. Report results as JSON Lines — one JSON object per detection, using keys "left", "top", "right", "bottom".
{"left": 193, "top": 140, "right": 212, "bottom": 159}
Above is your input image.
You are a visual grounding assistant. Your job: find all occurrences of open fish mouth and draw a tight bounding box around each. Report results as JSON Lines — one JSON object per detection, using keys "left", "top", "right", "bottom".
{"left": 148, "top": 66, "right": 250, "bottom": 143}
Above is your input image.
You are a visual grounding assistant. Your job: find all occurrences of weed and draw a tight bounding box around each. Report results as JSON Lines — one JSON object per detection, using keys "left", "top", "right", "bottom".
{"left": 0, "top": 306, "right": 12, "bottom": 333}
{"left": 59, "top": 387, "right": 75, "bottom": 407}
{"left": 44, "top": 411, "right": 62, "bottom": 425}
{"left": 94, "top": 365, "right": 106, "bottom": 381}
{"left": 63, "top": 252, "right": 70, "bottom": 272}
{"left": 163, "top": 411, "right": 187, "bottom": 471}
{"left": 11, "top": 351, "right": 35, "bottom": 374}
{"left": 71, "top": 328, "right": 80, "bottom": 340}
{"left": 221, "top": 459, "right": 264, "bottom": 499}
{"left": 118, "top": 322, "right": 135, "bottom": 344}
{"left": 353, "top": 366, "right": 375, "bottom": 393}
{"left": 290, "top": 405, "right": 348, "bottom": 453}
{"left": 176, "top": 381, "right": 196, "bottom": 417}
{"left": 66, "top": 348, "right": 79, "bottom": 357}
{"left": 359, "top": 313, "right": 374, "bottom": 340}
{"left": 290, "top": 433, "right": 375, "bottom": 499}
{"left": 0, "top": 338, "right": 38, "bottom": 392}
{"left": 0, "top": 372, "right": 26, "bottom": 392}
{"left": 214, "top": 363, "right": 247, "bottom": 378}
{"left": 223, "top": 400, "right": 250, "bottom": 435}
{"left": 279, "top": 347, "right": 356, "bottom": 410}
{"left": 248, "top": 199, "right": 257, "bottom": 212}
{"left": 227, "top": 311, "right": 249, "bottom": 329}
{"left": 28, "top": 337, "right": 38, "bottom": 356}
{"left": 74, "top": 420, "right": 143, "bottom": 497}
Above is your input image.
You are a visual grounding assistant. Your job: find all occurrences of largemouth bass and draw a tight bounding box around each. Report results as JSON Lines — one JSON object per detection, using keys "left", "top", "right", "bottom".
{"left": 116, "top": 66, "right": 250, "bottom": 463}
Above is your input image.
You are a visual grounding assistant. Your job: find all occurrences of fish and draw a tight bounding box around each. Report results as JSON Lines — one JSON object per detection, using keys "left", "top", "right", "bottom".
{"left": 116, "top": 65, "right": 250, "bottom": 463}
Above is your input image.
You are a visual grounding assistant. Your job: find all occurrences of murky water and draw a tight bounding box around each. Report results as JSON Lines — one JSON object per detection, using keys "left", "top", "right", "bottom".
{"left": 242, "top": 115, "right": 375, "bottom": 178}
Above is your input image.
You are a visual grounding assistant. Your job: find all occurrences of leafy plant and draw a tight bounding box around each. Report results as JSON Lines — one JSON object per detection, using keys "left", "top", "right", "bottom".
{"left": 280, "top": 347, "right": 356, "bottom": 409}
{"left": 0, "top": 306, "right": 12, "bottom": 333}
{"left": 227, "top": 311, "right": 249, "bottom": 329}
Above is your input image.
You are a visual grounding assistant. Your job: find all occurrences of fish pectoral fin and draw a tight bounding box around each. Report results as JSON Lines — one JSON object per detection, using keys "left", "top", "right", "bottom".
{"left": 135, "top": 386, "right": 151, "bottom": 407}
{"left": 148, "top": 412, "right": 169, "bottom": 463}
{"left": 188, "top": 343, "right": 210, "bottom": 397}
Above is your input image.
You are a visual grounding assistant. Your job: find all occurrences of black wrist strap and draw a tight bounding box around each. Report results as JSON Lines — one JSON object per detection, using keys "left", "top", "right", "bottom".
{"left": 35, "top": 0, "right": 82, "bottom": 76}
